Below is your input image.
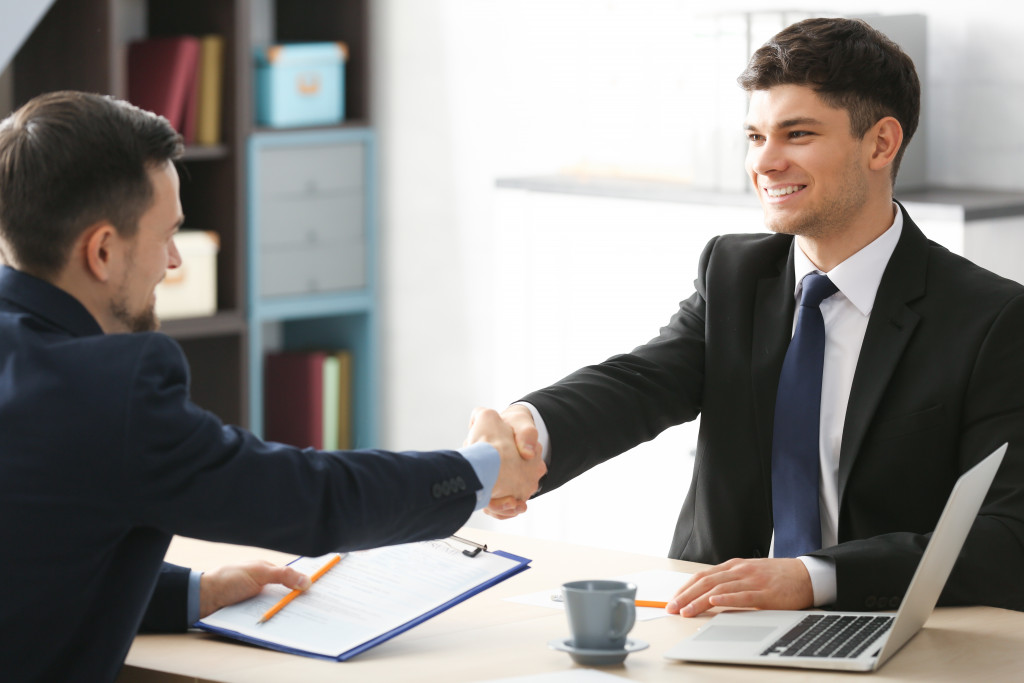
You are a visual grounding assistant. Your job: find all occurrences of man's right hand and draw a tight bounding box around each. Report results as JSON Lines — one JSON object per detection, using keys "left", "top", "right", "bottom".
{"left": 483, "top": 404, "right": 543, "bottom": 520}
{"left": 464, "top": 407, "right": 546, "bottom": 508}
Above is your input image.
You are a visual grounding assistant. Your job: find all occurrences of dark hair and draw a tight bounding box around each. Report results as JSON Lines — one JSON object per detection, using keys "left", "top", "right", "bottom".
{"left": 0, "top": 91, "right": 183, "bottom": 278}
{"left": 737, "top": 17, "right": 920, "bottom": 181}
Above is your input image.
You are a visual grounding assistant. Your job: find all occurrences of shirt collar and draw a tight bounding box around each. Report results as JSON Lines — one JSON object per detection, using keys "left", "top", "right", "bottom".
{"left": 792, "top": 203, "right": 903, "bottom": 316}
{"left": 0, "top": 265, "right": 105, "bottom": 337}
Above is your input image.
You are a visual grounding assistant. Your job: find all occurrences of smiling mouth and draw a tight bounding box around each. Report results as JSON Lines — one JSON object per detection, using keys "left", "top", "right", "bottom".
{"left": 763, "top": 184, "right": 806, "bottom": 198}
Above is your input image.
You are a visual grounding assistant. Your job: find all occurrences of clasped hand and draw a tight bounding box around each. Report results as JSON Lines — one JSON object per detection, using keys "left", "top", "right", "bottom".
{"left": 463, "top": 406, "right": 545, "bottom": 516}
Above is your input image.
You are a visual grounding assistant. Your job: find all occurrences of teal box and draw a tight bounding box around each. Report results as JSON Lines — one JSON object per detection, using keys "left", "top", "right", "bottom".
{"left": 255, "top": 42, "right": 347, "bottom": 127}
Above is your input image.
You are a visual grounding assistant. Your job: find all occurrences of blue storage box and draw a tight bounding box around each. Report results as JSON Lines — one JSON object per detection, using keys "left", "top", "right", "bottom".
{"left": 256, "top": 42, "right": 347, "bottom": 127}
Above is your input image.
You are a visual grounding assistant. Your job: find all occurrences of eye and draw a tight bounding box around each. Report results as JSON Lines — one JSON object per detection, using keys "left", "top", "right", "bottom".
{"left": 746, "top": 132, "right": 765, "bottom": 144}
{"left": 789, "top": 130, "right": 814, "bottom": 140}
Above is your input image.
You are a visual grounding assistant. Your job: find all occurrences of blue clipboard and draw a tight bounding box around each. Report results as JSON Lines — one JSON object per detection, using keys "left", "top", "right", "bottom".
{"left": 196, "top": 543, "right": 531, "bottom": 661}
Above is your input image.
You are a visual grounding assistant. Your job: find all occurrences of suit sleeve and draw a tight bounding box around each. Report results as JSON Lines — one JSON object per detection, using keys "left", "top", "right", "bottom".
{"left": 138, "top": 563, "right": 190, "bottom": 633}
{"left": 115, "top": 334, "right": 482, "bottom": 557}
{"left": 813, "top": 292, "right": 1024, "bottom": 612}
{"left": 521, "top": 237, "right": 715, "bottom": 492}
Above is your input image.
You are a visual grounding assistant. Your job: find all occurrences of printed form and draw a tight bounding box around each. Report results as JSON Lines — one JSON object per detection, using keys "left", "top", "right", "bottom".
{"left": 199, "top": 539, "right": 528, "bottom": 658}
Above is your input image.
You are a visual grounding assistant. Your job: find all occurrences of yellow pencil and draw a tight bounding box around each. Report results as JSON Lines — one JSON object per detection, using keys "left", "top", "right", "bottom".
{"left": 257, "top": 553, "right": 342, "bottom": 624}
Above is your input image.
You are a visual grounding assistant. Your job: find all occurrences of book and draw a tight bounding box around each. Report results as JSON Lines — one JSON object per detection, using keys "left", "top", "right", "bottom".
{"left": 127, "top": 35, "right": 201, "bottom": 143}
{"left": 264, "top": 351, "right": 326, "bottom": 449}
{"left": 196, "top": 34, "right": 224, "bottom": 145}
{"left": 322, "top": 354, "right": 340, "bottom": 450}
{"left": 336, "top": 350, "right": 353, "bottom": 449}
{"left": 196, "top": 538, "right": 531, "bottom": 660}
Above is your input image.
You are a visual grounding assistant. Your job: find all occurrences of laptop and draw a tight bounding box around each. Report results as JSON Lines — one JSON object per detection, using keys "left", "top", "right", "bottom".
{"left": 664, "top": 443, "right": 1007, "bottom": 673}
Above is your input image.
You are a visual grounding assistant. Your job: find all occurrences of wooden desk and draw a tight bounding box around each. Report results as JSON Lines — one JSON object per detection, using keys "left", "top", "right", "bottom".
{"left": 118, "top": 528, "right": 1023, "bottom": 682}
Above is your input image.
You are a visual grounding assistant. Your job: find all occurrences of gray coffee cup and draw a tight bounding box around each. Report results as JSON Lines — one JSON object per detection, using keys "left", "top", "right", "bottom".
{"left": 562, "top": 579, "right": 637, "bottom": 650}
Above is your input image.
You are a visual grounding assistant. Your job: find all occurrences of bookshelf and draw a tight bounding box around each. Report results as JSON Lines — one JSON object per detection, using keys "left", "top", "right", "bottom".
{"left": 7, "top": 0, "right": 377, "bottom": 443}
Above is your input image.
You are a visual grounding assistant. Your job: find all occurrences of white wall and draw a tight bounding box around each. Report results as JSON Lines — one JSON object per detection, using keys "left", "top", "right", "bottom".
{"left": 374, "top": 1, "right": 1024, "bottom": 555}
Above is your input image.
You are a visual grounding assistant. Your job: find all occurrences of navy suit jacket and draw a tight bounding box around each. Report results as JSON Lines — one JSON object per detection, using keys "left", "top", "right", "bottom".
{"left": 0, "top": 267, "right": 483, "bottom": 682}
{"left": 524, "top": 208, "right": 1024, "bottom": 612}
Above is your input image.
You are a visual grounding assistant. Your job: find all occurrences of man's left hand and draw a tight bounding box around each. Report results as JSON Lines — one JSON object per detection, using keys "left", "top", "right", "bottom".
{"left": 199, "top": 561, "right": 312, "bottom": 618}
{"left": 666, "top": 557, "right": 814, "bottom": 617}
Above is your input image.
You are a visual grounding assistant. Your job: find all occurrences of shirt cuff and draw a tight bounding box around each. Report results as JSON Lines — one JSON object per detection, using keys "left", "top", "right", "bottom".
{"left": 514, "top": 401, "right": 551, "bottom": 464}
{"left": 798, "top": 555, "right": 837, "bottom": 606}
{"left": 458, "top": 442, "right": 500, "bottom": 511}
{"left": 187, "top": 569, "right": 203, "bottom": 626}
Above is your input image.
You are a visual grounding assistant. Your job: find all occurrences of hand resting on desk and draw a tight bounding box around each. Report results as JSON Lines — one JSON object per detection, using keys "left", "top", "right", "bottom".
{"left": 666, "top": 557, "right": 814, "bottom": 617}
{"left": 199, "top": 561, "right": 313, "bottom": 619}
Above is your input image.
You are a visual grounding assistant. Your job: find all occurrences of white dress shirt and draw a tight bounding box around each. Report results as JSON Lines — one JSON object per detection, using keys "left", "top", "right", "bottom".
{"left": 522, "top": 204, "right": 903, "bottom": 606}
{"left": 790, "top": 205, "right": 902, "bottom": 604}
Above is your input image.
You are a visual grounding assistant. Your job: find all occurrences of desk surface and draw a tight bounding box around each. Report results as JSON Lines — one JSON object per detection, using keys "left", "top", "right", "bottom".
{"left": 119, "top": 528, "right": 1023, "bottom": 682}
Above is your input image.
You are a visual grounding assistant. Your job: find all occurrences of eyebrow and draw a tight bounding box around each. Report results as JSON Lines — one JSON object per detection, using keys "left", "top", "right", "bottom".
{"left": 745, "top": 117, "right": 826, "bottom": 132}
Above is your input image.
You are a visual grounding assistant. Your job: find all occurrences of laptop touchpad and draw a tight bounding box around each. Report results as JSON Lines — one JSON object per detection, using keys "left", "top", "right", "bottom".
{"left": 693, "top": 625, "right": 776, "bottom": 642}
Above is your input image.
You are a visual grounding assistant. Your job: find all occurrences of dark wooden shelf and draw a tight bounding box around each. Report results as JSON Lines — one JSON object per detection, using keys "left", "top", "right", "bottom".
{"left": 10, "top": 0, "right": 372, "bottom": 431}
{"left": 161, "top": 310, "right": 246, "bottom": 340}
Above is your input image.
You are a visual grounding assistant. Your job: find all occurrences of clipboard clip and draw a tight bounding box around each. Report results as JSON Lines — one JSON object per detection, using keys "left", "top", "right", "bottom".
{"left": 449, "top": 534, "right": 488, "bottom": 557}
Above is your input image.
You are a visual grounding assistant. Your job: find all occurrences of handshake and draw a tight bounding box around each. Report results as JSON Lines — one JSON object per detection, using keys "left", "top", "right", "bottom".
{"left": 464, "top": 405, "right": 546, "bottom": 520}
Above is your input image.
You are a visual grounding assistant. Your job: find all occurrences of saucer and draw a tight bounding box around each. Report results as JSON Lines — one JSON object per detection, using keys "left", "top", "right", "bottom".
{"left": 548, "top": 637, "right": 650, "bottom": 666}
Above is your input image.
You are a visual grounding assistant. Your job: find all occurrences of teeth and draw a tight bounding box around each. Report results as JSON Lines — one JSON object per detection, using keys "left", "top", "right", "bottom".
{"left": 765, "top": 185, "right": 804, "bottom": 197}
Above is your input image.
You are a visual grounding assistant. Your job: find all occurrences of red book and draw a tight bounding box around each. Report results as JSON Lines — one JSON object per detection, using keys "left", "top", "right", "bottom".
{"left": 127, "top": 35, "right": 201, "bottom": 143}
{"left": 264, "top": 351, "right": 326, "bottom": 449}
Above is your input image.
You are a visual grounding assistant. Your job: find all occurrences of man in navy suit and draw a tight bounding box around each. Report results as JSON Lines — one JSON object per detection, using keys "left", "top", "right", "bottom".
{"left": 0, "top": 91, "right": 545, "bottom": 681}
{"left": 485, "top": 18, "right": 1024, "bottom": 615}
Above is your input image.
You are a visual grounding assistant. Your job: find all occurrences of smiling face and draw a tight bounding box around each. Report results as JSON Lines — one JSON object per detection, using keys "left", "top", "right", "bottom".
{"left": 108, "top": 161, "right": 183, "bottom": 332}
{"left": 744, "top": 84, "right": 875, "bottom": 241}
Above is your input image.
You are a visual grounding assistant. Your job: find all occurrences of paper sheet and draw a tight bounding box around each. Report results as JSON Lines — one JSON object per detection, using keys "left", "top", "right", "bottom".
{"left": 200, "top": 540, "right": 526, "bottom": 657}
{"left": 505, "top": 569, "right": 692, "bottom": 621}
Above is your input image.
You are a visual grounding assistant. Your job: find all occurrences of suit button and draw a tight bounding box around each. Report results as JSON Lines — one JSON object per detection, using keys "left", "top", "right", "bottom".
{"left": 432, "top": 483, "right": 443, "bottom": 498}
{"left": 456, "top": 476, "right": 466, "bottom": 491}
{"left": 865, "top": 596, "right": 876, "bottom": 608}
{"left": 889, "top": 596, "right": 900, "bottom": 609}
{"left": 443, "top": 480, "right": 453, "bottom": 495}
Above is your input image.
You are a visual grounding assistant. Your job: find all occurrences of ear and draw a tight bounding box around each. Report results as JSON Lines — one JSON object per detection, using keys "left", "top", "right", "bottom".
{"left": 81, "top": 222, "right": 120, "bottom": 283}
{"left": 866, "top": 116, "right": 904, "bottom": 173}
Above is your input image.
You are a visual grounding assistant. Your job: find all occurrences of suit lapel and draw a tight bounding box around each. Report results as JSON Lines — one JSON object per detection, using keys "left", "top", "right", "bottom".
{"left": 838, "top": 210, "right": 928, "bottom": 502}
{"left": 751, "top": 244, "right": 797, "bottom": 503}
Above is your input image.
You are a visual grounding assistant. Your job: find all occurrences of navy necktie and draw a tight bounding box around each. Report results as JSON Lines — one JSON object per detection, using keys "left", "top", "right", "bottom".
{"left": 772, "top": 272, "right": 838, "bottom": 558}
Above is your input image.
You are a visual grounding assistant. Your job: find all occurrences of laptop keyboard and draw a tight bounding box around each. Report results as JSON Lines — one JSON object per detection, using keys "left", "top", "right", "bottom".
{"left": 760, "top": 614, "right": 894, "bottom": 659}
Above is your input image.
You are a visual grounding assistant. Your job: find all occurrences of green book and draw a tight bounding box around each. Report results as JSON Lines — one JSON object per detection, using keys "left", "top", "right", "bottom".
{"left": 322, "top": 354, "right": 340, "bottom": 450}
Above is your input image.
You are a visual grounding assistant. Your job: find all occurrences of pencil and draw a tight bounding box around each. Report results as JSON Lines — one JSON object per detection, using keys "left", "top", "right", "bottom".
{"left": 257, "top": 553, "right": 342, "bottom": 624}
{"left": 634, "top": 600, "right": 669, "bottom": 609}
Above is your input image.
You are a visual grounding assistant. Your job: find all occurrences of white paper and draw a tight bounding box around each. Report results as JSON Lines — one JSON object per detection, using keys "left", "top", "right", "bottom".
{"left": 504, "top": 569, "right": 692, "bottom": 621}
{"left": 200, "top": 540, "right": 524, "bottom": 657}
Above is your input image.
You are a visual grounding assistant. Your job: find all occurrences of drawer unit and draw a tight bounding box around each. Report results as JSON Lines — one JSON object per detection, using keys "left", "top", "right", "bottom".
{"left": 258, "top": 144, "right": 363, "bottom": 197}
{"left": 253, "top": 140, "right": 368, "bottom": 297}
{"left": 259, "top": 194, "right": 363, "bottom": 248}
{"left": 260, "top": 239, "right": 365, "bottom": 296}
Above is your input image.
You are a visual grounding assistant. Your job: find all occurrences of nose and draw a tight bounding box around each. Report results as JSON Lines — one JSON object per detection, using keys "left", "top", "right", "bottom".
{"left": 167, "top": 237, "right": 183, "bottom": 270}
{"left": 747, "top": 137, "right": 789, "bottom": 178}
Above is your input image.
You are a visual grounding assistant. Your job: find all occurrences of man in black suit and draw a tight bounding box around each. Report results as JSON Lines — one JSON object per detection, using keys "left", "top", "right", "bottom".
{"left": 0, "top": 91, "right": 545, "bottom": 681}
{"left": 485, "top": 17, "right": 1024, "bottom": 615}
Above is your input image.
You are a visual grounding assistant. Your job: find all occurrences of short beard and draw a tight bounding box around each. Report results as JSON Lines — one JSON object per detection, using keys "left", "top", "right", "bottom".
{"left": 763, "top": 151, "right": 869, "bottom": 239}
{"left": 110, "top": 298, "right": 159, "bottom": 333}
{"left": 110, "top": 281, "right": 160, "bottom": 333}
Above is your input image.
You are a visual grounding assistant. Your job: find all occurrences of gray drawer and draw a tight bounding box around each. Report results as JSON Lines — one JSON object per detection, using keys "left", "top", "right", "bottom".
{"left": 259, "top": 194, "right": 364, "bottom": 248}
{"left": 260, "top": 240, "right": 366, "bottom": 297}
{"left": 256, "top": 143, "right": 364, "bottom": 198}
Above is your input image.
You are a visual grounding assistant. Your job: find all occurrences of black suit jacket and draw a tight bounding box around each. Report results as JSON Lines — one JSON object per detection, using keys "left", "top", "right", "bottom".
{"left": 523, "top": 208, "right": 1024, "bottom": 612}
{"left": 0, "top": 266, "right": 483, "bottom": 682}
